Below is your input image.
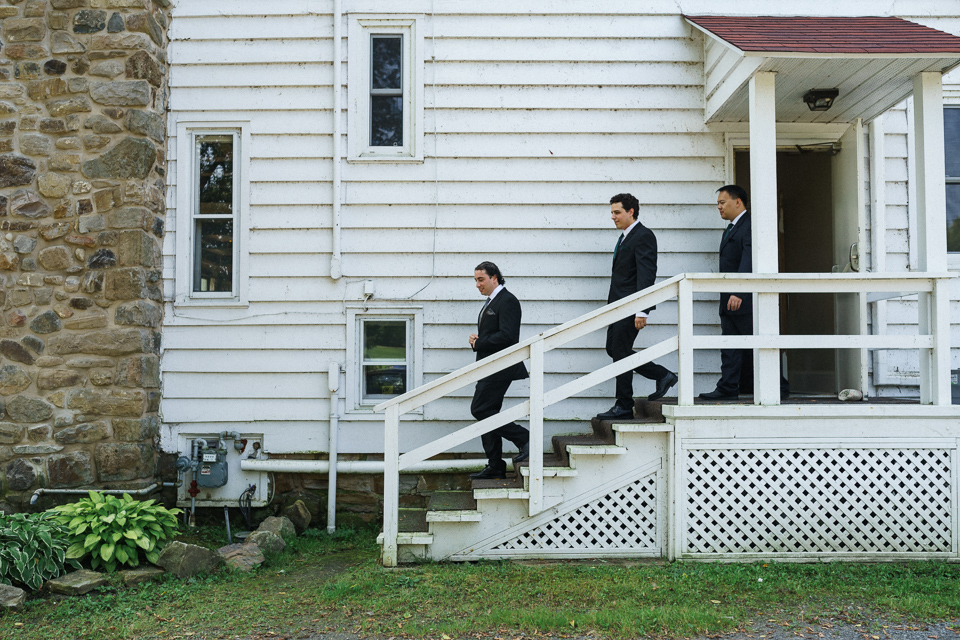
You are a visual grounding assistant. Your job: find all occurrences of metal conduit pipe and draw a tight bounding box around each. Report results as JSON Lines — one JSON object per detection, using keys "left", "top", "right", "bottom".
{"left": 30, "top": 482, "right": 163, "bottom": 506}
{"left": 241, "top": 458, "right": 506, "bottom": 475}
{"left": 327, "top": 362, "right": 341, "bottom": 534}
{"left": 329, "top": 0, "right": 343, "bottom": 280}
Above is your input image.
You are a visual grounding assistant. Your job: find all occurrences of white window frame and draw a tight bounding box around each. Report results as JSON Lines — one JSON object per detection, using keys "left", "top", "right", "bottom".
{"left": 174, "top": 120, "right": 251, "bottom": 307}
{"left": 347, "top": 14, "right": 424, "bottom": 162}
{"left": 345, "top": 305, "right": 423, "bottom": 416}
{"left": 945, "top": 104, "right": 960, "bottom": 270}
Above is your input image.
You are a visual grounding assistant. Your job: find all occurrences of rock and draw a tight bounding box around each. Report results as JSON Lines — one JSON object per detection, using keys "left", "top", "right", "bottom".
{"left": 281, "top": 500, "right": 312, "bottom": 535}
{"left": 81, "top": 137, "right": 155, "bottom": 179}
{"left": 126, "top": 12, "right": 163, "bottom": 46}
{"left": 0, "top": 584, "right": 26, "bottom": 611}
{"left": 11, "top": 189, "right": 50, "bottom": 218}
{"left": 51, "top": 31, "right": 86, "bottom": 55}
{"left": 66, "top": 389, "right": 144, "bottom": 416}
{"left": 125, "top": 110, "right": 163, "bottom": 143}
{"left": 87, "top": 248, "right": 116, "bottom": 268}
{"left": 90, "top": 60, "right": 124, "bottom": 78}
{"left": 0, "top": 366, "right": 31, "bottom": 396}
{"left": 19, "top": 134, "right": 51, "bottom": 156}
{"left": 0, "top": 253, "right": 19, "bottom": 271}
{"left": 6, "top": 395, "right": 54, "bottom": 422}
{"left": 27, "top": 78, "right": 67, "bottom": 101}
{"left": 46, "top": 450, "right": 94, "bottom": 487}
{"left": 65, "top": 234, "right": 96, "bottom": 247}
{"left": 6, "top": 45, "right": 49, "bottom": 60}
{"left": 116, "top": 355, "right": 159, "bottom": 388}
{"left": 118, "top": 229, "right": 157, "bottom": 267}
{"left": 0, "top": 423, "right": 26, "bottom": 445}
{"left": 69, "top": 297, "right": 94, "bottom": 310}
{"left": 112, "top": 416, "right": 158, "bottom": 442}
{"left": 13, "top": 444, "right": 61, "bottom": 455}
{"left": 107, "top": 12, "right": 124, "bottom": 33}
{"left": 115, "top": 300, "right": 161, "bottom": 327}
{"left": 256, "top": 516, "right": 297, "bottom": 542}
{"left": 95, "top": 442, "right": 152, "bottom": 481}
{"left": 39, "top": 246, "right": 73, "bottom": 271}
{"left": 119, "top": 566, "right": 163, "bottom": 586}
{"left": 247, "top": 530, "right": 286, "bottom": 555}
{"left": 47, "top": 570, "right": 107, "bottom": 596}
{"left": 0, "top": 340, "right": 35, "bottom": 365}
{"left": 66, "top": 356, "right": 113, "bottom": 368}
{"left": 64, "top": 311, "right": 107, "bottom": 330}
{"left": 90, "top": 33, "right": 149, "bottom": 51}
{"left": 6, "top": 458, "right": 37, "bottom": 491}
{"left": 73, "top": 10, "right": 107, "bottom": 33}
{"left": 84, "top": 114, "right": 122, "bottom": 133}
{"left": 217, "top": 543, "right": 265, "bottom": 572}
{"left": 89, "top": 81, "right": 150, "bottom": 107}
{"left": 38, "top": 173, "right": 72, "bottom": 198}
{"left": 28, "top": 424, "right": 50, "bottom": 441}
{"left": 5, "top": 18, "right": 46, "bottom": 43}
{"left": 30, "top": 310, "right": 62, "bottom": 334}
{"left": 125, "top": 50, "right": 162, "bottom": 86}
{"left": 52, "top": 0, "right": 86, "bottom": 8}
{"left": 38, "top": 369, "right": 81, "bottom": 390}
{"left": 13, "top": 235, "right": 37, "bottom": 254}
{"left": 46, "top": 96, "right": 91, "bottom": 117}
{"left": 48, "top": 328, "right": 151, "bottom": 357}
{"left": 21, "top": 335, "right": 43, "bottom": 355}
{"left": 41, "top": 223, "right": 73, "bottom": 241}
{"left": 6, "top": 310, "right": 26, "bottom": 326}
{"left": 104, "top": 267, "right": 147, "bottom": 300}
{"left": 78, "top": 214, "right": 106, "bottom": 234}
{"left": 54, "top": 420, "right": 107, "bottom": 443}
{"left": 82, "top": 271, "right": 104, "bottom": 293}
{"left": 39, "top": 118, "right": 67, "bottom": 134}
{"left": 0, "top": 155, "right": 36, "bottom": 188}
{"left": 44, "top": 60, "right": 68, "bottom": 76}
{"left": 155, "top": 542, "right": 224, "bottom": 579}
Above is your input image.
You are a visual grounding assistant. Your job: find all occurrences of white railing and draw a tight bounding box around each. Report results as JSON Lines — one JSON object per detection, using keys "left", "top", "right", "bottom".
{"left": 375, "top": 272, "right": 955, "bottom": 566}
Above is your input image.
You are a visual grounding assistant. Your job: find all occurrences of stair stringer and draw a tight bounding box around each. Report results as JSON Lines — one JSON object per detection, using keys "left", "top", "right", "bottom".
{"left": 439, "top": 456, "right": 665, "bottom": 561}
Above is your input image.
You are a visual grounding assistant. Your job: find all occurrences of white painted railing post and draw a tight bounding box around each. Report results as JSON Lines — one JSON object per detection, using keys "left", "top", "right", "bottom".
{"left": 677, "top": 278, "right": 694, "bottom": 405}
{"left": 929, "top": 278, "right": 952, "bottom": 405}
{"left": 381, "top": 405, "right": 400, "bottom": 567}
{"left": 528, "top": 340, "right": 544, "bottom": 516}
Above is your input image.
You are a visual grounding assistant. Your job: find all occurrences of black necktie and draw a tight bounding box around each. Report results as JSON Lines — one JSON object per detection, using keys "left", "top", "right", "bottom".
{"left": 722, "top": 223, "right": 734, "bottom": 241}
{"left": 478, "top": 297, "right": 490, "bottom": 328}
{"left": 614, "top": 234, "right": 624, "bottom": 258}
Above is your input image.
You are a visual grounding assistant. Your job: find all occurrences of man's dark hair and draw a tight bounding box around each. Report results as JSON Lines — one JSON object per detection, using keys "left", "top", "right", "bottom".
{"left": 717, "top": 184, "right": 749, "bottom": 208}
{"left": 475, "top": 261, "right": 503, "bottom": 285}
{"left": 610, "top": 193, "right": 639, "bottom": 220}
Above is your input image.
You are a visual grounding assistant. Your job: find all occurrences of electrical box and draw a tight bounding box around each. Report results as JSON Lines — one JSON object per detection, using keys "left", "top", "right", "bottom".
{"left": 177, "top": 433, "right": 269, "bottom": 508}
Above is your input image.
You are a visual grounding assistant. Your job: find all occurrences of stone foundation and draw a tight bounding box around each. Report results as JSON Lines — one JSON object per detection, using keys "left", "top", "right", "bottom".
{"left": 0, "top": 0, "right": 169, "bottom": 508}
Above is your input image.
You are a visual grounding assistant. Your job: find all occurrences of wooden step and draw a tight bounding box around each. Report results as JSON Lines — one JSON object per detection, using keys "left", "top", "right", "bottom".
{"left": 426, "top": 490, "right": 481, "bottom": 522}
{"left": 398, "top": 508, "right": 428, "bottom": 533}
{"left": 377, "top": 531, "right": 434, "bottom": 545}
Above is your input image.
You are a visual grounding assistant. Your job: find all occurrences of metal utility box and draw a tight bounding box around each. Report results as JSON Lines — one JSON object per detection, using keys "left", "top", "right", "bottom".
{"left": 177, "top": 433, "right": 269, "bottom": 508}
{"left": 953, "top": 369, "right": 959, "bottom": 405}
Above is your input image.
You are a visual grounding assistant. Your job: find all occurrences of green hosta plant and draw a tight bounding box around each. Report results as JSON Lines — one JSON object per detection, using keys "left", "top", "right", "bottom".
{"left": 0, "top": 511, "right": 79, "bottom": 591}
{"left": 51, "top": 492, "right": 182, "bottom": 572}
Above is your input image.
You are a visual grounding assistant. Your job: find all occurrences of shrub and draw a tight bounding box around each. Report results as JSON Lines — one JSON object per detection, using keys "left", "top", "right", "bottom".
{"left": 51, "top": 492, "right": 182, "bottom": 572}
{"left": 0, "top": 511, "right": 79, "bottom": 591}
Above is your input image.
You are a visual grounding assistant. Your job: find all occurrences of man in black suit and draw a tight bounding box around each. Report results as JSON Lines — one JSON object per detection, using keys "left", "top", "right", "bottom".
{"left": 699, "top": 185, "right": 789, "bottom": 400}
{"left": 468, "top": 261, "right": 530, "bottom": 480}
{"left": 596, "top": 193, "right": 678, "bottom": 420}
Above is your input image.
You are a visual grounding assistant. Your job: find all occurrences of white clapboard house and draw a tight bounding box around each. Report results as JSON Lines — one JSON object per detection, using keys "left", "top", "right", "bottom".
{"left": 162, "top": 1, "right": 960, "bottom": 565}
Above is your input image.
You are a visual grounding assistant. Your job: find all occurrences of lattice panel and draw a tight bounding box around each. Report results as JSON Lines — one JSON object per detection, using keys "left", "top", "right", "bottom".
{"left": 493, "top": 473, "right": 658, "bottom": 551}
{"left": 685, "top": 448, "right": 952, "bottom": 554}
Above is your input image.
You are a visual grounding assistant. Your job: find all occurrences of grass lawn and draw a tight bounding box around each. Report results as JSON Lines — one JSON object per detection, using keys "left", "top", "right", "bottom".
{"left": 3, "top": 526, "right": 960, "bottom": 640}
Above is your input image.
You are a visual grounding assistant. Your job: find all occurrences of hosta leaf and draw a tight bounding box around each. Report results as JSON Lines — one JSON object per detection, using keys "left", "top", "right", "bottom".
{"left": 100, "top": 543, "right": 114, "bottom": 562}
{"left": 111, "top": 531, "right": 122, "bottom": 543}
{"left": 84, "top": 533, "right": 100, "bottom": 550}
{"left": 123, "top": 529, "right": 141, "bottom": 540}
{"left": 66, "top": 542, "right": 86, "bottom": 560}
{"left": 36, "top": 530, "right": 52, "bottom": 549}
{"left": 145, "top": 551, "right": 159, "bottom": 564}
{"left": 115, "top": 546, "right": 128, "bottom": 565}
{"left": 102, "top": 514, "right": 116, "bottom": 524}
{"left": 75, "top": 523, "right": 88, "bottom": 535}
{"left": 135, "top": 536, "right": 151, "bottom": 551}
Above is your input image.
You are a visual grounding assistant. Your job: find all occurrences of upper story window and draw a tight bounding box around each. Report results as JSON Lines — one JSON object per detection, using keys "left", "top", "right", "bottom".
{"left": 945, "top": 106, "right": 960, "bottom": 253}
{"left": 348, "top": 15, "right": 424, "bottom": 162}
{"left": 175, "top": 121, "right": 250, "bottom": 307}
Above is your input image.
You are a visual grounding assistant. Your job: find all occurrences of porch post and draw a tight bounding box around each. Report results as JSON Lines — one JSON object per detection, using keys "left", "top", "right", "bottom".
{"left": 912, "top": 72, "right": 950, "bottom": 404}
{"left": 748, "top": 72, "right": 781, "bottom": 406}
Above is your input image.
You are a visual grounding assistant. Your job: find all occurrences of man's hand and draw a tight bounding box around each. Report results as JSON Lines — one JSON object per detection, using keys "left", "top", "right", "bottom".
{"left": 635, "top": 316, "right": 647, "bottom": 330}
{"left": 727, "top": 295, "right": 743, "bottom": 312}
{"left": 469, "top": 333, "right": 478, "bottom": 348}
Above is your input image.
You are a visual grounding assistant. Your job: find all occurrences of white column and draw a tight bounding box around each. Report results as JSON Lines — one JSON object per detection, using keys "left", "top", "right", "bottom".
{"left": 748, "top": 72, "right": 781, "bottom": 406}
{"left": 381, "top": 405, "right": 400, "bottom": 567}
{"left": 912, "top": 72, "right": 949, "bottom": 404}
{"left": 528, "top": 340, "right": 544, "bottom": 516}
{"left": 677, "top": 278, "right": 694, "bottom": 406}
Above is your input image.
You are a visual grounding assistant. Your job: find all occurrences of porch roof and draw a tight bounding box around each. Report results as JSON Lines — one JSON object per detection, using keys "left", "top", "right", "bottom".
{"left": 684, "top": 15, "right": 960, "bottom": 123}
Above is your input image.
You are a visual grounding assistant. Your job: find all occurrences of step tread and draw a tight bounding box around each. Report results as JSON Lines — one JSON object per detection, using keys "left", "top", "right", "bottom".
{"left": 398, "top": 508, "right": 428, "bottom": 533}
{"left": 426, "top": 510, "right": 482, "bottom": 523}
{"left": 378, "top": 532, "right": 434, "bottom": 545}
{"left": 427, "top": 491, "right": 478, "bottom": 511}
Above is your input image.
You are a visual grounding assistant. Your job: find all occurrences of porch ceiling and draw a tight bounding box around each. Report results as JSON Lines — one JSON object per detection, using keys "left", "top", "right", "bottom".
{"left": 685, "top": 16, "right": 960, "bottom": 124}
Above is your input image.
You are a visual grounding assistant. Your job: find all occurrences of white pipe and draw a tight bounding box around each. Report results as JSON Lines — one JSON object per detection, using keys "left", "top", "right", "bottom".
{"left": 329, "top": 0, "right": 342, "bottom": 279}
{"left": 241, "top": 458, "right": 500, "bottom": 475}
{"left": 327, "top": 362, "right": 341, "bottom": 534}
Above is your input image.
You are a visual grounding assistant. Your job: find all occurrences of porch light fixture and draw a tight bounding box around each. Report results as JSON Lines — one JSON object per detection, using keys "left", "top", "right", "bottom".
{"left": 803, "top": 88, "right": 839, "bottom": 112}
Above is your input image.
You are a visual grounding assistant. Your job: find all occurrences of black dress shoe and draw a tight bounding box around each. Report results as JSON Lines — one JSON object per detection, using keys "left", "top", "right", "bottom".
{"left": 512, "top": 443, "right": 529, "bottom": 465}
{"left": 698, "top": 389, "right": 738, "bottom": 400}
{"left": 648, "top": 371, "right": 678, "bottom": 401}
{"left": 470, "top": 465, "right": 506, "bottom": 480}
{"left": 596, "top": 405, "right": 634, "bottom": 420}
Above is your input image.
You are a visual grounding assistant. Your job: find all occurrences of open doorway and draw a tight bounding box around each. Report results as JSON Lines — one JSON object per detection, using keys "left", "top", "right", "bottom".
{"left": 735, "top": 149, "right": 838, "bottom": 394}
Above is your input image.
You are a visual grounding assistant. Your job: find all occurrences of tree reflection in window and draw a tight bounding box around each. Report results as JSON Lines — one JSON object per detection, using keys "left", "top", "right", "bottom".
{"left": 370, "top": 35, "right": 403, "bottom": 147}
{"left": 193, "top": 135, "right": 234, "bottom": 292}
{"left": 945, "top": 108, "right": 960, "bottom": 253}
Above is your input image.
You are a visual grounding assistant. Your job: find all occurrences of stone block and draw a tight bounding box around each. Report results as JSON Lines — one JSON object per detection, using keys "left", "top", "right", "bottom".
{"left": 77, "top": 213, "right": 105, "bottom": 233}
{"left": 6, "top": 45, "right": 49, "bottom": 60}
{"left": 19, "top": 133, "right": 51, "bottom": 157}
{"left": 47, "top": 570, "right": 108, "bottom": 596}
{"left": 41, "top": 222, "right": 72, "bottom": 240}
{"left": 38, "top": 246, "right": 73, "bottom": 271}
{"left": 21, "top": 335, "right": 43, "bottom": 355}
{"left": 81, "top": 271, "right": 103, "bottom": 293}
{"left": 5, "top": 18, "right": 46, "bottom": 43}
{"left": 38, "top": 118, "right": 66, "bottom": 134}
{"left": 47, "top": 450, "right": 94, "bottom": 487}
{"left": 125, "top": 11, "right": 162, "bottom": 45}
{"left": 27, "top": 424, "right": 50, "bottom": 441}
{"left": 120, "top": 566, "right": 163, "bottom": 586}
{"left": 63, "top": 310, "right": 106, "bottom": 330}
{"left": 89, "top": 369, "right": 112, "bottom": 385}
{"left": 247, "top": 530, "right": 285, "bottom": 555}
{"left": 18, "top": 272, "right": 45, "bottom": 287}
{"left": 256, "top": 516, "right": 296, "bottom": 542}
{"left": 27, "top": 78, "right": 67, "bottom": 101}
{"left": 115, "top": 300, "right": 160, "bottom": 327}
{"left": 51, "top": 31, "right": 85, "bottom": 55}
{"left": 51, "top": 0, "right": 87, "bottom": 8}
{"left": 107, "top": 12, "right": 124, "bottom": 32}
{"left": 0, "top": 366, "right": 31, "bottom": 396}
{"left": 125, "top": 109, "right": 164, "bottom": 142}
{"left": 0, "top": 423, "right": 26, "bottom": 445}
{"left": 65, "top": 356, "right": 113, "bottom": 368}
{"left": 117, "top": 229, "right": 157, "bottom": 267}
{"left": 0, "top": 121, "right": 16, "bottom": 136}
{"left": 0, "top": 340, "right": 35, "bottom": 365}
{"left": 48, "top": 11, "right": 69, "bottom": 30}
{"left": 9, "top": 288, "right": 31, "bottom": 305}
{"left": 104, "top": 267, "right": 146, "bottom": 300}
{"left": 44, "top": 60, "right": 67, "bottom": 76}
{"left": 0, "top": 155, "right": 34, "bottom": 189}
{"left": 83, "top": 134, "right": 109, "bottom": 150}
{"left": 281, "top": 500, "right": 312, "bottom": 535}
{"left": 116, "top": 354, "right": 158, "bottom": 388}
{"left": 90, "top": 80, "right": 150, "bottom": 106}
{"left": 54, "top": 420, "right": 106, "bottom": 443}
{"left": 125, "top": 50, "right": 161, "bottom": 86}
{"left": 49, "top": 152, "right": 80, "bottom": 172}
{"left": 217, "top": 543, "right": 264, "bottom": 572}
{"left": 37, "top": 368, "right": 80, "bottom": 390}
{"left": 46, "top": 95, "right": 91, "bottom": 117}
{"left": 69, "top": 296, "right": 94, "bottom": 309}
{"left": 108, "top": 207, "right": 150, "bottom": 229}
{"left": 112, "top": 415, "right": 158, "bottom": 442}
{"left": 35, "top": 356, "right": 63, "bottom": 367}
{"left": 95, "top": 442, "right": 152, "bottom": 481}
{"left": 30, "top": 310, "right": 62, "bottom": 334}
{"left": 90, "top": 33, "right": 149, "bottom": 51}
{"left": 82, "top": 137, "right": 155, "bottom": 179}
{"left": 67, "top": 388, "right": 144, "bottom": 416}
{"left": 13, "top": 444, "right": 61, "bottom": 454}
{"left": 6, "top": 395, "right": 54, "bottom": 421}
{"left": 156, "top": 542, "right": 224, "bottom": 579}
{"left": 73, "top": 9, "right": 106, "bottom": 33}
{"left": 10, "top": 188, "right": 49, "bottom": 218}
{"left": 6, "top": 458, "right": 37, "bottom": 491}
{"left": 87, "top": 248, "right": 116, "bottom": 268}
{"left": 84, "top": 114, "right": 122, "bottom": 133}
{"left": 38, "top": 172, "right": 71, "bottom": 198}
{"left": 13, "top": 235, "right": 36, "bottom": 253}
{"left": 89, "top": 60, "right": 123, "bottom": 78}
{"left": 0, "top": 584, "right": 25, "bottom": 611}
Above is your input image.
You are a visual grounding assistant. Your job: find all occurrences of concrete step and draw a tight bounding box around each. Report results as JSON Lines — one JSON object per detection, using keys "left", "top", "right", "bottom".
{"left": 426, "top": 490, "right": 481, "bottom": 522}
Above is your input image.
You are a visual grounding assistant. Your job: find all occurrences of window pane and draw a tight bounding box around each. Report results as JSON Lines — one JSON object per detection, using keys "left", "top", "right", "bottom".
{"left": 370, "top": 96, "right": 403, "bottom": 147}
{"left": 193, "top": 218, "right": 233, "bottom": 292}
{"left": 363, "top": 320, "right": 406, "bottom": 360}
{"left": 364, "top": 364, "right": 407, "bottom": 396}
{"left": 372, "top": 35, "right": 402, "bottom": 90}
{"left": 946, "top": 109, "right": 960, "bottom": 178}
{"left": 948, "top": 183, "right": 960, "bottom": 253}
{"left": 197, "top": 136, "right": 233, "bottom": 215}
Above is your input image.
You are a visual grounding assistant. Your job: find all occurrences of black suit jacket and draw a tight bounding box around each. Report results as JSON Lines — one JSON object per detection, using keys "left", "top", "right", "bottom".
{"left": 718, "top": 212, "right": 752, "bottom": 316}
{"left": 473, "top": 288, "right": 528, "bottom": 382}
{"left": 607, "top": 222, "right": 658, "bottom": 314}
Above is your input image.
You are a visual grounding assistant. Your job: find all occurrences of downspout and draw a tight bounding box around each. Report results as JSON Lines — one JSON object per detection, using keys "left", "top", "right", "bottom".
{"left": 330, "top": 0, "right": 343, "bottom": 280}
{"left": 327, "top": 362, "right": 341, "bottom": 533}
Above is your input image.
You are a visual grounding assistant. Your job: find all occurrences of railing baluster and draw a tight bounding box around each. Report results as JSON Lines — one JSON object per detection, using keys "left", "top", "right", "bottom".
{"left": 528, "top": 340, "right": 545, "bottom": 516}
{"left": 677, "top": 278, "right": 694, "bottom": 406}
{"left": 382, "top": 404, "right": 400, "bottom": 567}
{"left": 931, "top": 278, "right": 952, "bottom": 405}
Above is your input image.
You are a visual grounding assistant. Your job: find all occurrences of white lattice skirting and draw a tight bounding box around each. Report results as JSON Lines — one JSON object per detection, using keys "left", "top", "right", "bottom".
{"left": 684, "top": 448, "right": 953, "bottom": 555}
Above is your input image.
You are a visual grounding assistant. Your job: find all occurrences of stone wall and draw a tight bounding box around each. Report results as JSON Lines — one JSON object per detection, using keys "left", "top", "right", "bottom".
{"left": 0, "top": 0, "right": 169, "bottom": 508}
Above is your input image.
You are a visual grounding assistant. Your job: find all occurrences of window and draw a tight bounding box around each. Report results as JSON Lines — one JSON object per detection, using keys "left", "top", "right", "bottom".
{"left": 174, "top": 121, "right": 250, "bottom": 306}
{"left": 346, "top": 306, "right": 423, "bottom": 413}
{"left": 348, "top": 15, "right": 424, "bottom": 161}
{"left": 945, "top": 107, "right": 960, "bottom": 253}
